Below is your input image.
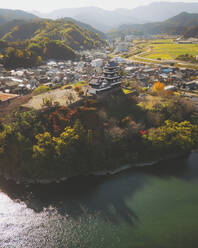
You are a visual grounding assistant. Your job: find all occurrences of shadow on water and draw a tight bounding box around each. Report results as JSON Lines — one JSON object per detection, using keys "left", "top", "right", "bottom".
{"left": 0, "top": 173, "right": 145, "bottom": 226}
{"left": 144, "top": 152, "right": 198, "bottom": 181}
{"left": 0, "top": 152, "right": 198, "bottom": 226}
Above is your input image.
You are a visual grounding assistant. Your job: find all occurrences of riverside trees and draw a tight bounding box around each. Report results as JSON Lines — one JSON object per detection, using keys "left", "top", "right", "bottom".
{"left": 0, "top": 92, "right": 198, "bottom": 180}
{"left": 142, "top": 120, "right": 198, "bottom": 158}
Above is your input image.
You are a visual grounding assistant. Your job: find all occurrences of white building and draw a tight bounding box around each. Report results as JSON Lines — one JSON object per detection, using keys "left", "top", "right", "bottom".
{"left": 91, "top": 59, "right": 104, "bottom": 68}
{"left": 115, "top": 43, "right": 129, "bottom": 53}
{"left": 113, "top": 56, "right": 126, "bottom": 64}
{"left": 125, "top": 35, "right": 134, "bottom": 42}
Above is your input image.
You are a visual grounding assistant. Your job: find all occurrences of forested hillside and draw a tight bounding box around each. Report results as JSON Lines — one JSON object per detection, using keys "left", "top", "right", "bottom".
{"left": 1, "top": 19, "right": 106, "bottom": 49}
{"left": 108, "top": 12, "right": 198, "bottom": 38}
{"left": 0, "top": 19, "right": 106, "bottom": 68}
{"left": 61, "top": 17, "right": 106, "bottom": 39}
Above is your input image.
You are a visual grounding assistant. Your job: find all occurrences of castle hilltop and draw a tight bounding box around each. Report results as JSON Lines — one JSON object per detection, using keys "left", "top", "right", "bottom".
{"left": 88, "top": 60, "right": 121, "bottom": 95}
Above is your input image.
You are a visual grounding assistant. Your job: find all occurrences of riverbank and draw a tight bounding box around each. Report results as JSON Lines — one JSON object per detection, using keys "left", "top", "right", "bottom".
{"left": 1, "top": 152, "right": 198, "bottom": 248}
{"left": 1, "top": 85, "right": 198, "bottom": 186}
{"left": 0, "top": 152, "right": 191, "bottom": 185}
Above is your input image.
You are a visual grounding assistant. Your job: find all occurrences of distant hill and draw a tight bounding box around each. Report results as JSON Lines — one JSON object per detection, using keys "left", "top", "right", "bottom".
{"left": 0, "top": 19, "right": 106, "bottom": 50}
{"left": 0, "top": 19, "right": 107, "bottom": 69}
{"left": 130, "top": 2, "right": 198, "bottom": 23}
{"left": 183, "top": 26, "right": 198, "bottom": 38}
{"left": 108, "top": 12, "right": 198, "bottom": 38}
{"left": 61, "top": 17, "right": 106, "bottom": 39}
{"left": 33, "top": 2, "right": 198, "bottom": 32}
{"left": 0, "top": 8, "right": 38, "bottom": 25}
{"left": 34, "top": 7, "right": 141, "bottom": 32}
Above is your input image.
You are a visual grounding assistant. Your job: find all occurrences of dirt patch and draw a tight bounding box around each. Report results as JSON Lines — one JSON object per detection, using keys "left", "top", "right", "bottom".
{"left": 0, "top": 94, "right": 32, "bottom": 122}
{"left": 23, "top": 88, "right": 81, "bottom": 110}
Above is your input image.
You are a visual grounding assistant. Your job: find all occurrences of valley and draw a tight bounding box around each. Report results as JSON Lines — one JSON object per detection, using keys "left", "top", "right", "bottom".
{"left": 1, "top": 2, "right": 198, "bottom": 248}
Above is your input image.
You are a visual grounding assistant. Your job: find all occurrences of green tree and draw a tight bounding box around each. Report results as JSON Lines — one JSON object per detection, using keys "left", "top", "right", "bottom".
{"left": 33, "top": 132, "right": 56, "bottom": 161}
{"left": 143, "top": 120, "right": 198, "bottom": 157}
{"left": 0, "top": 125, "right": 30, "bottom": 174}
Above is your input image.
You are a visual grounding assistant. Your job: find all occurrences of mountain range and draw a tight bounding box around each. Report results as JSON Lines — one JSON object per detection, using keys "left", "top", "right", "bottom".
{"left": 0, "top": 8, "right": 106, "bottom": 39}
{"left": 1, "top": 2, "right": 198, "bottom": 68}
{"left": 108, "top": 12, "right": 198, "bottom": 38}
{"left": 33, "top": 2, "right": 198, "bottom": 32}
{"left": 32, "top": 7, "right": 141, "bottom": 32}
{"left": 1, "top": 2, "right": 198, "bottom": 41}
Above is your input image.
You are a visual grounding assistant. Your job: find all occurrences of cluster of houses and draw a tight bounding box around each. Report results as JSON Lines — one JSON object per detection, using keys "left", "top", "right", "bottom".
{"left": 87, "top": 54, "right": 198, "bottom": 96}
{"left": 0, "top": 49, "right": 110, "bottom": 103}
{"left": 176, "top": 37, "right": 198, "bottom": 45}
{"left": 123, "top": 61, "right": 198, "bottom": 91}
{"left": 0, "top": 47, "right": 113, "bottom": 92}
{"left": 1, "top": 43, "right": 198, "bottom": 105}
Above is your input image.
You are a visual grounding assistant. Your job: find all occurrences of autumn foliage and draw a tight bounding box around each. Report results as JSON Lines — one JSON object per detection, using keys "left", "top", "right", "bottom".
{"left": 152, "top": 82, "right": 165, "bottom": 93}
{"left": 73, "top": 86, "right": 81, "bottom": 92}
{"left": 0, "top": 90, "right": 198, "bottom": 180}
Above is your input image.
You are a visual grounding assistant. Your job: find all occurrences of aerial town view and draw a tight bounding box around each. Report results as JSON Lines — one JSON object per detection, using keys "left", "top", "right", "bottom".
{"left": 1, "top": 0, "right": 198, "bottom": 248}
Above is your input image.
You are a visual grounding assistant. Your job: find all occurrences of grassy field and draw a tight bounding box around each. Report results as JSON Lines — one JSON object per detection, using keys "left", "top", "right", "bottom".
{"left": 135, "top": 39, "right": 174, "bottom": 44}
{"left": 126, "top": 39, "right": 198, "bottom": 69}
{"left": 144, "top": 42, "right": 198, "bottom": 60}
{"left": 71, "top": 81, "right": 88, "bottom": 87}
{"left": 148, "top": 39, "right": 174, "bottom": 44}
{"left": 130, "top": 56, "right": 164, "bottom": 65}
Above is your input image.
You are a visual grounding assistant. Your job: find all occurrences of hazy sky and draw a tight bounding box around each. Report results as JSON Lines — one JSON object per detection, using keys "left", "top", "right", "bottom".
{"left": 1, "top": 0, "right": 198, "bottom": 12}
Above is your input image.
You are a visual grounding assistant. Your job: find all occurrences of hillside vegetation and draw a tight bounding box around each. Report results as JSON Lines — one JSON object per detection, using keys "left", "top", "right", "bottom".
{"left": 0, "top": 39, "right": 76, "bottom": 69}
{"left": 1, "top": 19, "right": 106, "bottom": 49}
{"left": 0, "top": 89, "right": 198, "bottom": 181}
{"left": 61, "top": 17, "right": 106, "bottom": 39}
{"left": 0, "top": 19, "right": 106, "bottom": 68}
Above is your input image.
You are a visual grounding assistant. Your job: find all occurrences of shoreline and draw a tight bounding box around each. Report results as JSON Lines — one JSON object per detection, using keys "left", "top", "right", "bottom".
{"left": 0, "top": 161, "right": 157, "bottom": 185}
{"left": 0, "top": 151, "right": 192, "bottom": 185}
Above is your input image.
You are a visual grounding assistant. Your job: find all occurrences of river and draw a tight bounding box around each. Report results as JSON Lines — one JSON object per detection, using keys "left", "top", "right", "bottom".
{"left": 1, "top": 152, "right": 198, "bottom": 248}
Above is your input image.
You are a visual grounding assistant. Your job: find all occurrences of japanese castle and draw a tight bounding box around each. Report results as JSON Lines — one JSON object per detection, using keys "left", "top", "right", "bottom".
{"left": 89, "top": 60, "right": 121, "bottom": 94}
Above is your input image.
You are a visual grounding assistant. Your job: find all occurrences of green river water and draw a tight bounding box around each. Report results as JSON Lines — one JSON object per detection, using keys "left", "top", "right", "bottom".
{"left": 1, "top": 152, "right": 198, "bottom": 248}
